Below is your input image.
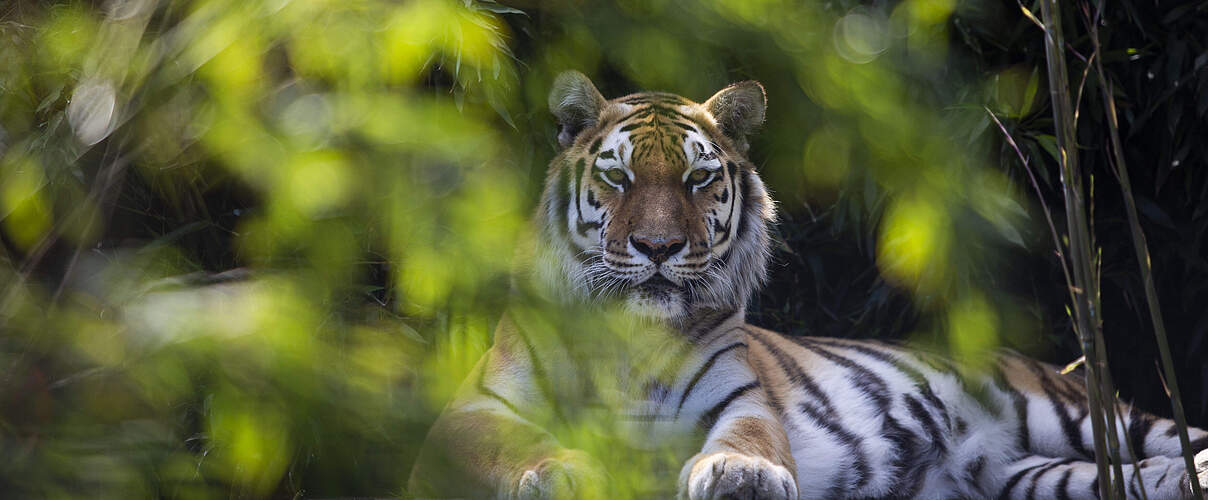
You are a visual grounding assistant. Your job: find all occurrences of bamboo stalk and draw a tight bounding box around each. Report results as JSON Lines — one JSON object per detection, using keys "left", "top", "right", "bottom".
{"left": 1036, "top": 1, "right": 1114, "bottom": 497}
{"left": 1086, "top": 0, "right": 1204, "bottom": 495}
{"left": 1095, "top": 335, "right": 1128, "bottom": 498}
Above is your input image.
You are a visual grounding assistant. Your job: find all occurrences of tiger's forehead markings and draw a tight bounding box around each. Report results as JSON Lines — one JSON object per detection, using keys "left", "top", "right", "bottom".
{"left": 600, "top": 93, "right": 711, "bottom": 174}
{"left": 617, "top": 91, "right": 695, "bottom": 106}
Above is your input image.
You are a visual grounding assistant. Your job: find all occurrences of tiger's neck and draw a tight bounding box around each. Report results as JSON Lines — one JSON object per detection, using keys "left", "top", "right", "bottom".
{"left": 672, "top": 306, "right": 746, "bottom": 344}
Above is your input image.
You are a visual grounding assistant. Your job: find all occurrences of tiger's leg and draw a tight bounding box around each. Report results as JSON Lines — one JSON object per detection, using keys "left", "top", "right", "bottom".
{"left": 1098, "top": 405, "right": 1208, "bottom": 498}
{"left": 1000, "top": 355, "right": 1208, "bottom": 497}
{"left": 677, "top": 382, "right": 799, "bottom": 500}
{"left": 676, "top": 330, "right": 798, "bottom": 500}
{"left": 409, "top": 405, "right": 605, "bottom": 499}
{"left": 993, "top": 453, "right": 1208, "bottom": 500}
{"left": 1114, "top": 403, "right": 1208, "bottom": 466}
{"left": 408, "top": 318, "right": 606, "bottom": 500}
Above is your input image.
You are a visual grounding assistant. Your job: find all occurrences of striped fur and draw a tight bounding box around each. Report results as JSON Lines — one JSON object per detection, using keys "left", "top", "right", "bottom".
{"left": 408, "top": 73, "right": 1208, "bottom": 499}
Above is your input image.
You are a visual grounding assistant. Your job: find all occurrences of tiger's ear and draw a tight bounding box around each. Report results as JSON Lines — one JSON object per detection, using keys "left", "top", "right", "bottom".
{"left": 549, "top": 71, "right": 607, "bottom": 149}
{"left": 704, "top": 81, "right": 766, "bottom": 154}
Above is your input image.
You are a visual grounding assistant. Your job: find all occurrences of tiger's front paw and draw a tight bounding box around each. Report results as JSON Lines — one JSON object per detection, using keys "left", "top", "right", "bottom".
{"left": 679, "top": 452, "right": 797, "bottom": 500}
{"left": 512, "top": 449, "right": 607, "bottom": 500}
{"left": 1189, "top": 447, "right": 1208, "bottom": 498}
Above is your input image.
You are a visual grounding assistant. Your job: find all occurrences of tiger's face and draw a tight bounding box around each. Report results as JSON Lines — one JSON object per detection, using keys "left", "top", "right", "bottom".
{"left": 537, "top": 72, "right": 775, "bottom": 321}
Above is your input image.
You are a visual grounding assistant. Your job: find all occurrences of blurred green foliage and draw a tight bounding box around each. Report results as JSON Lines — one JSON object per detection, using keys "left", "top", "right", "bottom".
{"left": 1, "top": 0, "right": 1206, "bottom": 497}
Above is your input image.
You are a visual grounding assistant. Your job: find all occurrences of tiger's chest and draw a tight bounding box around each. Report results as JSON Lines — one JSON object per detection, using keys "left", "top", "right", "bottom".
{"left": 612, "top": 337, "right": 764, "bottom": 448}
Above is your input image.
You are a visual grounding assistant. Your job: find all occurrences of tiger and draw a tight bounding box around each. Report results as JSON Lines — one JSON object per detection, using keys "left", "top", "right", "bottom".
{"left": 406, "top": 71, "right": 1208, "bottom": 499}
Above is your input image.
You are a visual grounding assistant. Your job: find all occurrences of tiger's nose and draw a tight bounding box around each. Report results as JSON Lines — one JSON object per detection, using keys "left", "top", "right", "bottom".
{"left": 630, "top": 235, "right": 686, "bottom": 264}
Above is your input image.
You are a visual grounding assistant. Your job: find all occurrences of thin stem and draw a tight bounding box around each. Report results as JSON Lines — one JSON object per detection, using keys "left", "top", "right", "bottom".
{"left": 1112, "top": 397, "right": 1150, "bottom": 500}
{"left": 1085, "top": 0, "right": 1204, "bottom": 495}
{"left": 984, "top": 108, "right": 1075, "bottom": 307}
{"left": 1095, "top": 329, "right": 1128, "bottom": 498}
{"left": 1037, "top": 0, "right": 1113, "bottom": 497}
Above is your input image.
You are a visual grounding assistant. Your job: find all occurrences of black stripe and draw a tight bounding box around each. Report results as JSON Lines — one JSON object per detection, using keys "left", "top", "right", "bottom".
{"left": 905, "top": 394, "right": 949, "bottom": 459}
{"left": 1153, "top": 468, "right": 1169, "bottom": 489}
{"left": 658, "top": 339, "right": 702, "bottom": 396}
{"left": 479, "top": 385, "right": 523, "bottom": 417}
{"left": 615, "top": 108, "right": 651, "bottom": 124}
{"left": 619, "top": 93, "right": 690, "bottom": 106}
{"left": 811, "top": 338, "right": 951, "bottom": 433}
{"left": 992, "top": 365, "right": 1032, "bottom": 452}
{"left": 1128, "top": 465, "right": 1142, "bottom": 499}
{"left": 576, "top": 218, "right": 602, "bottom": 238}
{"left": 650, "top": 104, "right": 694, "bottom": 121}
{"left": 792, "top": 338, "right": 927, "bottom": 494}
{"left": 1022, "top": 361, "right": 1091, "bottom": 458}
{"left": 1190, "top": 435, "right": 1208, "bottom": 452}
{"left": 804, "top": 338, "right": 934, "bottom": 387}
{"left": 713, "top": 163, "right": 740, "bottom": 248}
{"left": 711, "top": 218, "right": 732, "bottom": 246}
{"left": 1019, "top": 357, "right": 1083, "bottom": 406}
{"left": 795, "top": 399, "right": 871, "bottom": 495}
{"left": 997, "top": 462, "right": 1048, "bottom": 500}
{"left": 799, "top": 340, "right": 957, "bottom": 496}
{"left": 791, "top": 338, "right": 891, "bottom": 407}
{"left": 1023, "top": 459, "right": 1076, "bottom": 500}
{"left": 676, "top": 343, "right": 746, "bottom": 417}
{"left": 748, "top": 331, "right": 870, "bottom": 490}
{"left": 917, "top": 382, "right": 952, "bottom": 431}
{"left": 1055, "top": 467, "right": 1074, "bottom": 500}
{"left": 573, "top": 158, "right": 586, "bottom": 223}
{"left": 510, "top": 325, "right": 564, "bottom": 424}
{"left": 1050, "top": 367, "right": 1088, "bottom": 405}
{"left": 475, "top": 355, "right": 523, "bottom": 417}
{"left": 670, "top": 120, "right": 697, "bottom": 132}
{"left": 686, "top": 309, "right": 737, "bottom": 342}
{"left": 602, "top": 258, "right": 642, "bottom": 268}
{"left": 585, "top": 187, "right": 600, "bottom": 208}
{"left": 748, "top": 332, "right": 836, "bottom": 415}
{"left": 966, "top": 455, "right": 987, "bottom": 486}
{"left": 1127, "top": 407, "right": 1153, "bottom": 460}
{"left": 588, "top": 137, "right": 602, "bottom": 154}
{"left": 810, "top": 337, "right": 995, "bottom": 416}
{"left": 734, "top": 168, "right": 752, "bottom": 244}
{"left": 552, "top": 163, "right": 572, "bottom": 246}
{"left": 697, "top": 381, "right": 758, "bottom": 431}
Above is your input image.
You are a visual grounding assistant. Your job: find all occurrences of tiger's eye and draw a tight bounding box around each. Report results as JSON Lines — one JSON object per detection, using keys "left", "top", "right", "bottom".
{"left": 604, "top": 169, "right": 627, "bottom": 184}
{"left": 688, "top": 169, "right": 710, "bottom": 184}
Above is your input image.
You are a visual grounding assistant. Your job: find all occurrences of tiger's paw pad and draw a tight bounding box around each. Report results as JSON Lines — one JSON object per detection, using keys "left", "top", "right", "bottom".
{"left": 514, "top": 449, "right": 606, "bottom": 500}
{"left": 680, "top": 452, "right": 797, "bottom": 500}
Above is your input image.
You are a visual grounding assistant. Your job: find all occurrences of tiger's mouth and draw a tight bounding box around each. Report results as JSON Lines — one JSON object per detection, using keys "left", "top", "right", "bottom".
{"left": 637, "top": 274, "right": 680, "bottom": 293}
{"left": 622, "top": 273, "right": 689, "bottom": 319}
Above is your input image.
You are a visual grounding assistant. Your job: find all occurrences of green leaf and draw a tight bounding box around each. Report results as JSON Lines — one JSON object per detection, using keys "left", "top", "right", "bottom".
{"left": 993, "top": 217, "right": 1027, "bottom": 248}
{"left": 1023, "top": 66, "right": 1040, "bottom": 116}
{"left": 475, "top": 1, "right": 527, "bottom": 16}
{"left": 36, "top": 85, "right": 64, "bottom": 113}
{"left": 1033, "top": 134, "right": 1060, "bottom": 164}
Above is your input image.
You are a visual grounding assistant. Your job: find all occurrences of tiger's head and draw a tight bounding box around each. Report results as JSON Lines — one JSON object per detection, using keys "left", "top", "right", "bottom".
{"left": 535, "top": 71, "right": 775, "bottom": 322}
